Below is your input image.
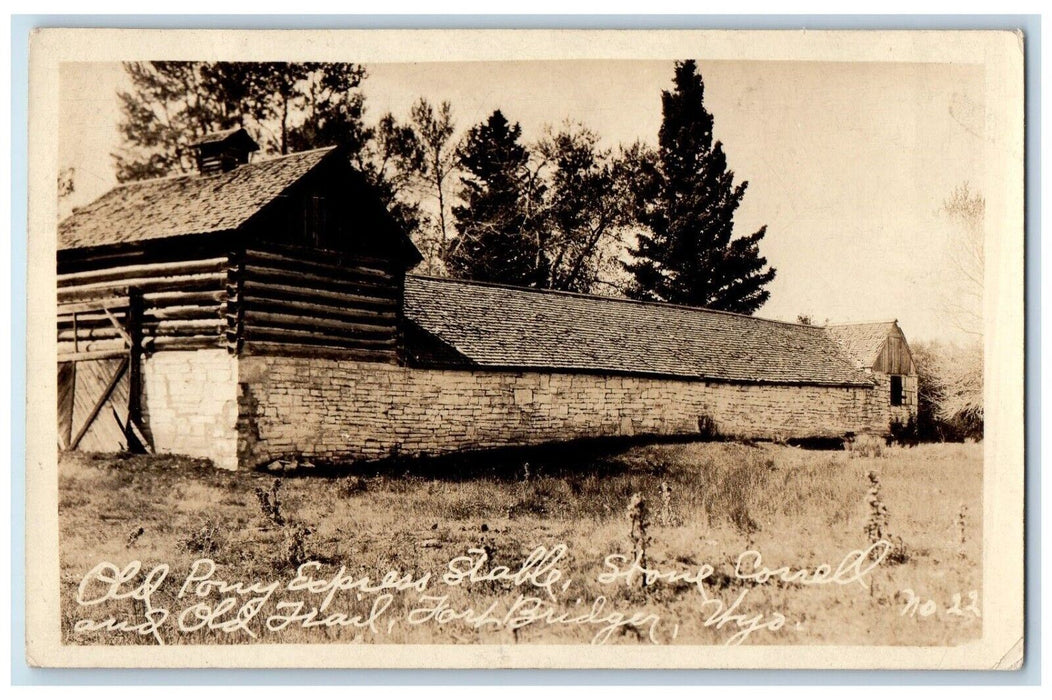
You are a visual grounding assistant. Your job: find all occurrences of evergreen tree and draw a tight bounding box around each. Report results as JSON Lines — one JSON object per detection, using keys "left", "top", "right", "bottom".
{"left": 445, "top": 110, "right": 542, "bottom": 285}
{"left": 625, "top": 60, "right": 775, "bottom": 314}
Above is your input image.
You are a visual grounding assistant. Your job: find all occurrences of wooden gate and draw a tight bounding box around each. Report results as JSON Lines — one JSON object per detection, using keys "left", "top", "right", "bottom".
{"left": 57, "top": 291, "right": 149, "bottom": 453}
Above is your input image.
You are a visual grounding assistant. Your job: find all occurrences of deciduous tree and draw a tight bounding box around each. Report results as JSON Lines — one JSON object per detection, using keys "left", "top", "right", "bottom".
{"left": 408, "top": 99, "right": 459, "bottom": 274}
{"left": 534, "top": 124, "right": 640, "bottom": 292}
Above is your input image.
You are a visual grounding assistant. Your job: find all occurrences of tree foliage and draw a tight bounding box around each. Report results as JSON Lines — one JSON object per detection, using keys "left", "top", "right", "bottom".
{"left": 408, "top": 99, "right": 459, "bottom": 275}
{"left": 533, "top": 125, "right": 643, "bottom": 293}
{"left": 445, "top": 112, "right": 644, "bottom": 293}
{"left": 445, "top": 110, "right": 542, "bottom": 285}
{"left": 912, "top": 340, "right": 984, "bottom": 442}
{"left": 113, "top": 61, "right": 421, "bottom": 234}
{"left": 941, "top": 183, "right": 985, "bottom": 338}
{"left": 624, "top": 60, "right": 775, "bottom": 314}
{"left": 114, "top": 60, "right": 780, "bottom": 299}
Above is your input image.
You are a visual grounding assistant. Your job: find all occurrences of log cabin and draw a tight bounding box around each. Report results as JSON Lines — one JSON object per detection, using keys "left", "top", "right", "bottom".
{"left": 57, "top": 129, "right": 918, "bottom": 469}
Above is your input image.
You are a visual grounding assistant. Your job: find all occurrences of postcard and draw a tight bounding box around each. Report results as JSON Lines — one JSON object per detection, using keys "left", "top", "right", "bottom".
{"left": 24, "top": 27, "right": 1025, "bottom": 669}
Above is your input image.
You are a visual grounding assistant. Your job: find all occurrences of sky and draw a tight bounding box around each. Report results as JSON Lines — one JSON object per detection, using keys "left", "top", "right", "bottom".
{"left": 59, "top": 59, "right": 986, "bottom": 345}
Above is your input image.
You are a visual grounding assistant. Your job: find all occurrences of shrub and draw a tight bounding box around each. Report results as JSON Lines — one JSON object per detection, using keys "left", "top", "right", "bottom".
{"left": 626, "top": 493, "right": 651, "bottom": 588}
{"left": 696, "top": 414, "right": 719, "bottom": 439}
{"left": 658, "top": 480, "right": 681, "bottom": 527}
{"left": 254, "top": 478, "right": 286, "bottom": 527}
{"left": 846, "top": 434, "right": 885, "bottom": 459}
{"left": 888, "top": 417, "right": 919, "bottom": 447}
{"left": 336, "top": 475, "right": 367, "bottom": 497}
{"left": 283, "top": 524, "right": 314, "bottom": 567}
{"left": 181, "top": 522, "right": 225, "bottom": 556}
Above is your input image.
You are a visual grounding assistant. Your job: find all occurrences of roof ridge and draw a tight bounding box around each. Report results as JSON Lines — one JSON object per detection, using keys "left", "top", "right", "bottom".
{"left": 826, "top": 320, "right": 898, "bottom": 328}
{"left": 406, "top": 274, "right": 826, "bottom": 331}
{"left": 104, "top": 145, "right": 338, "bottom": 191}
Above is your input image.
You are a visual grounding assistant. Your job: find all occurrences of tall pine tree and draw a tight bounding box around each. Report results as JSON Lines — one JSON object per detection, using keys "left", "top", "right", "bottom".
{"left": 625, "top": 60, "right": 775, "bottom": 314}
{"left": 445, "top": 110, "right": 542, "bottom": 285}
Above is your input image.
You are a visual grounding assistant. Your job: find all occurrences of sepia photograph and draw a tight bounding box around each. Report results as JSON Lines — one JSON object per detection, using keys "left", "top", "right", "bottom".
{"left": 24, "top": 28, "right": 1025, "bottom": 669}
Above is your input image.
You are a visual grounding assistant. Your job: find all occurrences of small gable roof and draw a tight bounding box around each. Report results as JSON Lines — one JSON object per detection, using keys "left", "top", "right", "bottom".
{"left": 189, "top": 127, "right": 259, "bottom": 149}
{"left": 404, "top": 276, "right": 873, "bottom": 386}
{"left": 58, "top": 146, "right": 337, "bottom": 251}
{"left": 825, "top": 322, "right": 900, "bottom": 369}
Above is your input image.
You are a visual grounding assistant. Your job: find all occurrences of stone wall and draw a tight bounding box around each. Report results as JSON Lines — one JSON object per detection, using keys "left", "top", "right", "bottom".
{"left": 872, "top": 371, "right": 920, "bottom": 428}
{"left": 235, "top": 356, "right": 894, "bottom": 469}
{"left": 141, "top": 349, "right": 240, "bottom": 469}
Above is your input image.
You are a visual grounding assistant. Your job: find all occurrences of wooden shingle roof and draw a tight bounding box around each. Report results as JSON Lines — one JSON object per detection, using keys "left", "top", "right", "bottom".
{"left": 58, "top": 147, "right": 337, "bottom": 250}
{"left": 825, "top": 322, "right": 898, "bottom": 370}
{"left": 189, "top": 127, "right": 257, "bottom": 147}
{"left": 404, "top": 276, "right": 874, "bottom": 386}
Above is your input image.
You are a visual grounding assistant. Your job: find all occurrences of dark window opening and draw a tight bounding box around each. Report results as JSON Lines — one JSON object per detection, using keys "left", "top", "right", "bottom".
{"left": 890, "top": 375, "right": 903, "bottom": 406}
{"left": 305, "top": 195, "right": 326, "bottom": 247}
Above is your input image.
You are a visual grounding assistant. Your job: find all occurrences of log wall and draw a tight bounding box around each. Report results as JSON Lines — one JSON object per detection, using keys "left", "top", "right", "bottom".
{"left": 237, "top": 245, "right": 402, "bottom": 363}
{"left": 57, "top": 242, "right": 404, "bottom": 363}
{"left": 57, "top": 254, "right": 231, "bottom": 361}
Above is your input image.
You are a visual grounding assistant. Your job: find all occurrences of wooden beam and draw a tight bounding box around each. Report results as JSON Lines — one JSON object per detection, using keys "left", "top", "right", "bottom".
{"left": 58, "top": 297, "right": 129, "bottom": 316}
{"left": 244, "top": 326, "right": 398, "bottom": 349}
{"left": 241, "top": 279, "right": 396, "bottom": 309}
{"left": 57, "top": 348, "right": 128, "bottom": 362}
{"left": 143, "top": 289, "right": 226, "bottom": 305}
{"left": 57, "top": 326, "right": 125, "bottom": 342}
{"left": 242, "top": 341, "right": 398, "bottom": 363}
{"left": 144, "top": 336, "right": 225, "bottom": 351}
{"left": 227, "top": 248, "right": 245, "bottom": 356}
{"left": 126, "top": 290, "right": 145, "bottom": 453}
{"left": 242, "top": 309, "right": 395, "bottom": 336}
{"left": 103, "top": 307, "right": 132, "bottom": 345}
{"left": 58, "top": 310, "right": 126, "bottom": 326}
{"left": 241, "top": 294, "right": 396, "bottom": 323}
{"left": 243, "top": 263, "right": 395, "bottom": 295}
{"left": 247, "top": 242, "right": 392, "bottom": 272}
{"left": 57, "top": 271, "right": 226, "bottom": 300}
{"left": 144, "top": 318, "right": 227, "bottom": 333}
{"left": 243, "top": 248, "right": 393, "bottom": 281}
{"left": 58, "top": 336, "right": 127, "bottom": 354}
{"left": 142, "top": 303, "right": 225, "bottom": 321}
{"left": 57, "top": 256, "right": 228, "bottom": 287}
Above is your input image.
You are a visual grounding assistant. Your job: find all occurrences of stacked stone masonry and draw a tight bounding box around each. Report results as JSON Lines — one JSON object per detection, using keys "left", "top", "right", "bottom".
{"left": 141, "top": 349, "right": 240, "bottom": 469}
{"left": 873, "top": 371, "right": 920, "bottom": 427}
{"left": 233, "top": 356, "right": 902, "bottom": 470}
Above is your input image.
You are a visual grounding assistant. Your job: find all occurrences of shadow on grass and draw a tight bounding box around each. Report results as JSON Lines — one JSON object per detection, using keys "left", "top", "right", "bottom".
{"left": 63, "top": 430, "right": 852, "bottom": 486}
{"left": 260, "top": 433, "right": 742, "bottom": 482}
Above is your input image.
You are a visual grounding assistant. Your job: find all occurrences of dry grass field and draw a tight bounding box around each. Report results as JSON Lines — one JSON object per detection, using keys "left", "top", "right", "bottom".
{"left": 58, "top": 439, "right": 983, "bottom": 647}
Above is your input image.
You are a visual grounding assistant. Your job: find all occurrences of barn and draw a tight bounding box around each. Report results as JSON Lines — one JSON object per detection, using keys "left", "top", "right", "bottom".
{"left": 57, "top": 130, "right": 918, "bottom": 470}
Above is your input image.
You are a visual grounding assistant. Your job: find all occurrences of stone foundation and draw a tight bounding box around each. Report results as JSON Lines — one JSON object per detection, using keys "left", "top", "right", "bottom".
{"left": 141, "top": 349, "right": 240, "bottom": 469}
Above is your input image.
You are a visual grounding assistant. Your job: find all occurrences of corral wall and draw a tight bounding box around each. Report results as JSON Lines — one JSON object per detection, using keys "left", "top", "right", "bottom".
{"left": 141, "top": 349, "right": 240, "bottom": 469}
{"left": 235, "top": 356, "right": 892, "bottom": 469}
